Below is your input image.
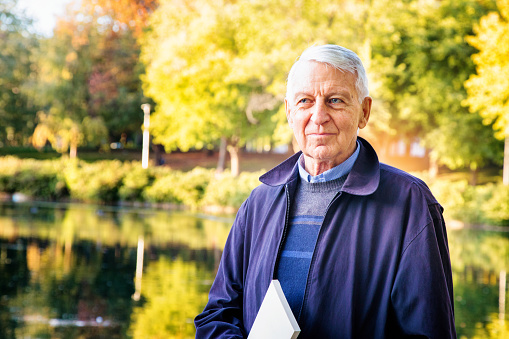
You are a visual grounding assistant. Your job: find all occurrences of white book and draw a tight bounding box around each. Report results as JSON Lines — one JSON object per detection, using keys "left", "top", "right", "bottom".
{"left": 248, "top": 280, "right": 301, "bottom": 339}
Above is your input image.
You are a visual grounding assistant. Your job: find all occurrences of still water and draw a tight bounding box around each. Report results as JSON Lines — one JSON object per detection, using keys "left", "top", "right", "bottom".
{"left": 0, "top": 202, "right": 508, "bottom": 338}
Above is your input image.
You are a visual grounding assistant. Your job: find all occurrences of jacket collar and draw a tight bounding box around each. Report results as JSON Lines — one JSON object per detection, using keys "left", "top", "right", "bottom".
{"left": 259, "top": 137, "right": 380, "bottom": 196}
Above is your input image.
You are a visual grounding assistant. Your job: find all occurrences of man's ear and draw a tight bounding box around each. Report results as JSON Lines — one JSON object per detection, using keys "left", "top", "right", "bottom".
{"left": 285, "top": 99, "right": 293, "bottom": 127}
{"left": 358, "top": 96, "right": 372, "bottom": 129}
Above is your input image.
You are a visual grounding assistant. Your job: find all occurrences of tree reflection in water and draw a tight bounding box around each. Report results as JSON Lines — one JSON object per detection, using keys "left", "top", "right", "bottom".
{"left": 449, "top": 229, "right": 509, "bottom": 338}
{"left": 0, "top": 202, "right": 507, "bottom": 338}
{"left": 0, "top": 203, "right": 226, "bottom": 338}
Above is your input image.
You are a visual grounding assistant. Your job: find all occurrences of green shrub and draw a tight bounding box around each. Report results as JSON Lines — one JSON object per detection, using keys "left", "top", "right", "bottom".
{"left": 0, "top": 157, "right": 21, "bottom": 193}
{"left": 143, "top": 167, "right": 213, "bottom": 208}
{"left": 4, "top": 155, "right": 506, "bottom": 225}
{"left": 0, "top": 157, "right": 68, "bottom": 199}
{"left": 119, "top": 163, "right": 154, "bottom": 201}
{"left": 15, "top": 166, "right": 67, "bottom": 200}
{"left": 172, "top": 167, "right": 213, "bottom": 208}
{"left": 430, "top": 179, "right": 472, "bottom": 222}
{"left": 482, "top": 183, "right": 509, "bottom": 225}
{"left": 430, "top": 179, "right": 498, "bottom": 225}
{"left": 143, "top": 171, "right": 180, "bottom": 204}
{"left": 201, "top": 171, "right": 262, "bottom": 208}
{"left": 63, "top": 160, "right": 126, "bottom": 202}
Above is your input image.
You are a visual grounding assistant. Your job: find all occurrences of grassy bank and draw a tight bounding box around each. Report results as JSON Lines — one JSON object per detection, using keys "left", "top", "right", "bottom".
{"left": 1, "top": 156, "right": 508, "bottom": 225}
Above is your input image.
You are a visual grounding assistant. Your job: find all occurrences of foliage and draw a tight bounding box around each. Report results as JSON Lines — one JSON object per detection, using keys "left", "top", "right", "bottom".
{"left": 3, "top": 155, "right": 509, "bottom": 225}
{"left": 167, "top": 167, "right": 213, "bottom": 209}
{"left": 29, "top": 0, "right": 150, "bottom": 157}
{"left": 465, "top": 0, "right": 509, "bottom": 140}
{"left": 0, "top": 156, "right": 18, "bottom": 193}
{"left": 430, "top": 179, "right": 509, "bottom": 226}
{"left": 2, "top": 0, "right": 505, "bottom": 180}
{"left": 369, "top": 0, "right": 501, "bottom": 171}
{"left": 32, "top": 111, "right": 109, "bottom": 155}
{"left": 144, "top": 168, "right": 262, "bottom": 209}
{"left": 71, "top": 0, "right": 150, "bottom": 142}
{"left": 63, "top": 160, "right": 127, "bottom": 202}
{"left": 141, "top": 0, "right": 365, "bottom": 174}
{"left": 482, "top": 183, "right": 509, "bottom": 224}
{"left": 201, "top": 170, "right": 262, "bottom": 208}
{"left": 0, "top": 155, "right": 258, "bottom": 209}
{"left": 13, "top": 166, "right": 67, "bottom": 200}
{"left": 0, "top": 156, "right": 67, "bottom": 199}
{"left": 142, "top": 171, "right": 180, "bottom": 204}
{"left": 118, "top": 165, "right": 154, "bottom": 201}
{"left": 431, "top": 179, "right": 484, "bottom": 223}
{"left": 0, "top": 1, "right": 39, "bottom": 147}
{"left": 142, "top": 0, "right": 274, "bottom": 153}
{"left": 464, "top": 0, "right": 509, "bottom": 184}
{"left": 143, "top": 167, "right": 213, "bottom": 208}
{"left": 30, "top": 20, "right": 105, "bottom": 156}
{"left": 427, "top": 113, "right": 503, "bottom": 172}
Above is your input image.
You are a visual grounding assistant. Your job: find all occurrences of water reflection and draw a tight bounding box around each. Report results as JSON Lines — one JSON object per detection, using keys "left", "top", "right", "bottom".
{"left": 449, "top": 229, "right": 509, "bottom": 338}
{"left": 0, "top": 202, "right": 228, "bottom": 338}
{"left": 0, "top": 202, "right": 508, "bottom": 338}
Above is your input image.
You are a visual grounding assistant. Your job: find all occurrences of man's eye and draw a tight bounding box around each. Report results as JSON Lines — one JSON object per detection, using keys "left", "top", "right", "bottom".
{"left": 298, "top": 98, "right": 310, "bottom": 104}
{"left": 330, "top": 98, "right": 343, "bottom": 104}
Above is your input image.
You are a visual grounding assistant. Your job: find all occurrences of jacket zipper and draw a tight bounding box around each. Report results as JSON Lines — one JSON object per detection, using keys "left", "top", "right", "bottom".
{"left": 298, "top": 191, "right": 342, "bottom": 319}
{"left": 272, "top": 183, "right": 292, "bottom": 278}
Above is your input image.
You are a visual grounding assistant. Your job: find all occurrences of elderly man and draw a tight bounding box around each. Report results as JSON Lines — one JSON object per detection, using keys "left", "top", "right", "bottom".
{"left": 195, "top": 45, "right": 456, "bottom": 338}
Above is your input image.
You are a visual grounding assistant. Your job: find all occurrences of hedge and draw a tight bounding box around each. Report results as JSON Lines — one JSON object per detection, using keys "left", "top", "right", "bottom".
{"left": 1, "top": 156, "right": 508, "bottom": 224}
{"left": 0, "top": 156, "right": 261, "bottom": 211}
{"left": 430, "top": 179, "right": 509, "bottom": 226}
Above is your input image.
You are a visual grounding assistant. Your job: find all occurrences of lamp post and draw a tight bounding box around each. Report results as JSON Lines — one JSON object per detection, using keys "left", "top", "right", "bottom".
{"left": 141, "top": 104, "right": 151, "bottom": 169}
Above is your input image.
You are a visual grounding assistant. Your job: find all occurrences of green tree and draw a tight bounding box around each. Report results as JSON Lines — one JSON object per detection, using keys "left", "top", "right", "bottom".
{"left": 77, "top": 0, "right": 157, "bottom": 142}
{"left": 30, "top": 20, "right": 107, "bottom": 158}
{"left": 141, "top": 0, "right": 365, "bottom": 175}
{"left": 0, "top": 0, "right": 39, "bottom": 147}
{"left": 368, "top": 0, "right": 501, "bottom": 180}
{"left": 31, "top": 0, "right": 151, "bottom": 156}
{"left": 464, "top": 0, "right": 509, "bottom": 185}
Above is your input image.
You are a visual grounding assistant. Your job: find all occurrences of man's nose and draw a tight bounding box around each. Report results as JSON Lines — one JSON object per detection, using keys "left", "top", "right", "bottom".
{"left": 310, "top": 100, "right": 330, "bottom": 125}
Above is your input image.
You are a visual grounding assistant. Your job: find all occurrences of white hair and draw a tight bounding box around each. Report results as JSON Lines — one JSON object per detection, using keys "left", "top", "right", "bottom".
{"left": 286, "top": 44, "right": 369, "bottom": 103}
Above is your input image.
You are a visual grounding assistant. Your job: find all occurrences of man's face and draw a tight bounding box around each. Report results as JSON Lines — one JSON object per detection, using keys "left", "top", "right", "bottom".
{"left": 285, "top": 61, "right": 371, "bottom": 172}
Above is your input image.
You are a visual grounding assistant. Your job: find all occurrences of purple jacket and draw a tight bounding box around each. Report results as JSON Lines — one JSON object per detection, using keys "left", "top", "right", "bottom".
{"left": 195, "top": 138, "right": 456, "bottom": 338}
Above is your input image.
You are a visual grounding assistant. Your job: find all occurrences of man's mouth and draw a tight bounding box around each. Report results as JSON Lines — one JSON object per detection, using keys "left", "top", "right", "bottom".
{"left": 307, "top": 132, "right": 335, "bottom": 136}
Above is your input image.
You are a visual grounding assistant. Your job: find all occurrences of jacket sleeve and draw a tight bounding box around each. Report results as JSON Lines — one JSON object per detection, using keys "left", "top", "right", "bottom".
{"left": 390, "top": 203, "right": 456, "bottom": 338}
{"left": 194, "top": 199, "right": 249, "bottom": 338}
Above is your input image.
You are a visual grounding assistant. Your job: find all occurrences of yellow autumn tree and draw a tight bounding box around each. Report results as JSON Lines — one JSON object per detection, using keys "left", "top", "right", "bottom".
{"left": 141, "top": 0, "right": 365, "bottom": 176}
{"left": 464, "top": 0, "right": 509, "bottom": 184}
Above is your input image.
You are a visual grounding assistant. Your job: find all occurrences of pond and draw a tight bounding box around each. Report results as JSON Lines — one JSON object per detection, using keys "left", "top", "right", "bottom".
{"left": 0, "top": 202, "right": 508, "bottom": 338}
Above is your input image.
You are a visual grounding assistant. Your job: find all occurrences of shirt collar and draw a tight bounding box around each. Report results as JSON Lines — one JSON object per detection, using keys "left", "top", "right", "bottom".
{"left": 297, "top": 140, "right": 360, "bottom": 183}
{"left": 259, "top": 137, "right": 380, "bottom": 196}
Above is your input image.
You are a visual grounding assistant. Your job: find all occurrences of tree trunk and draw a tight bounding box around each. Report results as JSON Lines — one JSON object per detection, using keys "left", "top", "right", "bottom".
{"left": 216, "top": 137, "right": 227, "bottom": 174}
{"left": 227, "top": 144, "right": 240, "bottom": 177}
{"left": 504, "top": 136, "right": 509, "bottom": 185}
{"left": 69, "top": 143, "right": 78, "bottom": 159}
{"left": 470, "top": 163, "right": 478, "bottom": 186}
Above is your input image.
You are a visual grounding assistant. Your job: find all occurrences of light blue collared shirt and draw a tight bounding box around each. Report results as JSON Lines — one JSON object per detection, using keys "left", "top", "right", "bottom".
{"left": 298, "top": 141, "right": 360, "bottom": 183}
